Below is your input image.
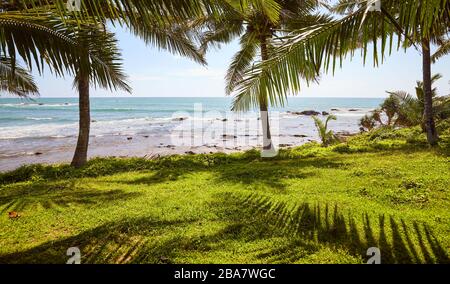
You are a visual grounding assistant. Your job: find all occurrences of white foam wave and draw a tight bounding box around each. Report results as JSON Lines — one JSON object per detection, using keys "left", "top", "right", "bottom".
{"left": 26, "top": 117, "right": 54, "bottom": 121}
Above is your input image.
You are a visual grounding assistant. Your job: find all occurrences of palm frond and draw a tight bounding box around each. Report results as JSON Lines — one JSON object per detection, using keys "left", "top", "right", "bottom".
{"left": 0, "top": 56, "right": 38, "bottom": 97}
{"left": 235, "top": 0, "right": 449, "bottom": 108}
{"left": 432, "top": 38, "right": 450, "bottom": 63}
{"left": 226, "top": 31, "right": 259, "bottom": 95}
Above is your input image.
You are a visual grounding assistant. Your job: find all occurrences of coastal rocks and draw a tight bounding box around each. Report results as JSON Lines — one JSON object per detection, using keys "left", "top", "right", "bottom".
{"left": 34, "top": 152, "right": 43, "bottom": 156}
{"left": 185, "top": 151, "right": 195, "bottom": 155}
{"left": 172, "top": 117, "right": 188, "bottom": 122}
{"left": 222, "top": 134, "right": 237, "bottom": 139}
{"left": 288, "top": 110, "right": 321, "bottom": 116}
{"left": 322, "top": 111, "right": 330, "bottom": 116}
{"left": 335, "top": 131, "right": 356, "bottom": 141}
{"left": 331, "top": 108, "right": 340, "bottom": 111}
{"left": 127, "top": 137, "right": 133, "bottom": 141}
{"left": 279, "top": 144, "right": 293, "bottom": 148}
{"left": 349, "top": 109, "right": 360, "bottom": 112}
{"left": 294, "top": 134, "right": 308, "bottom": 138}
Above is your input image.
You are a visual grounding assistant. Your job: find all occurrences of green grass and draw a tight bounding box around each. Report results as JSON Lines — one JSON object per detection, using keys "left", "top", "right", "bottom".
{"left": 0, "top": 128, "right": 449, "bottom": 264}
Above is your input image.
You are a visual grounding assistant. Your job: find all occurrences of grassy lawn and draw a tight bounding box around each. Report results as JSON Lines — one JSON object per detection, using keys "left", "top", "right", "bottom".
{"left": 0, "top": 130, "right": 449, "bottom": 264}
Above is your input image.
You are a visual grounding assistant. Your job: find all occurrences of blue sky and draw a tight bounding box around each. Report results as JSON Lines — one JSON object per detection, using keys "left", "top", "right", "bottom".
{"left": 34, "top": 26, "right": 450, "bottom": 98}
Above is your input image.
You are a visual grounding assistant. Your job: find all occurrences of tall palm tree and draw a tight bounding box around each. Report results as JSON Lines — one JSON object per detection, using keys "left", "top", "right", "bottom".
{"left": 1, "top": 1, "right": 213, "bottom": 167}
{"left": 0, "top": 56, "right": 38, "bottom": 97}
{"left": 233, "top": 0, "right": 450, "bottom": 145}
{"left": 200, "top": 0, "right": 329, "bottom": 156}
{"left": 70, "top": 26, "right": 131, "bottom": 167}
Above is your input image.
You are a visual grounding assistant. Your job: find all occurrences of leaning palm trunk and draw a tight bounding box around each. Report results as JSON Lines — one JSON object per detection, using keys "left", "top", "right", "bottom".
{"left": 71, "top": 74, "right": 90, "bottom": 167}
{"left": 259, "top": 35, "right": 276, "bottom": 157}
{"left": 421, "top": 38, "right": 439, "bottom": 145}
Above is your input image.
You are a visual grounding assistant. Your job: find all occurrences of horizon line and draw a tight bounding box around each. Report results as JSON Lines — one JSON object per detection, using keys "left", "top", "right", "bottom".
{"left": 1, "top": 96, "right": 389, "bottom": 99}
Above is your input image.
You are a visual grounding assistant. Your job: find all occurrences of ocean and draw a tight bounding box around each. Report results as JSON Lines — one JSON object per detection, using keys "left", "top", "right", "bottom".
{"left": 0, "top": 97, "right": 383, "bottom": 171}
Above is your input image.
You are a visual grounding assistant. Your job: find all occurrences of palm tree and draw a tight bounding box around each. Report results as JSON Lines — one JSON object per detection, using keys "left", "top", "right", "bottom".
{"left": 70, "top": 26, "right": 131, "bottom": 167}
{"left": 233, "top": 0, "right": 450, "bottom": 146}
{"left": 200, "top": 0, "right": 329, "bottom": 156}
{"left": 2, "top": 1, "right": 212, "bottom": 167}
{"left": 0, "top": 56, "right": 38, "bottom": 97}
{"left": 312, "top": 114, "right": 338, "bottom": 146}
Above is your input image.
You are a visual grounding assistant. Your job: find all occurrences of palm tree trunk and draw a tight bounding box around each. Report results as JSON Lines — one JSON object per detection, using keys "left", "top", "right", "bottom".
{"left": 421, "top": 38, "right": 438, "bottom": 145}
{"left": 259, "top": 35, "right": 275, "bottom": 156}
{"left": 71, "top": 74, "right": 90, "bottom": 167}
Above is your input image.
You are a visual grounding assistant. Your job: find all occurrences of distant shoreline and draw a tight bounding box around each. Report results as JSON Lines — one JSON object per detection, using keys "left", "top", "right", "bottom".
{"left": 0, "top": 97, "right": 377, "bottom": 172}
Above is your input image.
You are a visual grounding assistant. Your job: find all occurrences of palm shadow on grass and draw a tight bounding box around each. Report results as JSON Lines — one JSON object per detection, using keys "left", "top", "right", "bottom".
{"left": 0, "top": 180, "right": 141, "bottom": 213}
{"left": 1, "top": 192, "right": 448, "bottom": 264}
{"left": 210, "top": 193, "right": 450, "bottom": 264}
{"left": 120, "top": 158, "right": 345, "bottom": 190}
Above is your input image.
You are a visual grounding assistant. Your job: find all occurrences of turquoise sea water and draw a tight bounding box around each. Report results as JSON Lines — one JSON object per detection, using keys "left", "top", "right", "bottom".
{"left": 0, "top": 97, "right": 385, "bottom": 170}
{"left": 0, "top": 97, "right": 383, "bottom": 139}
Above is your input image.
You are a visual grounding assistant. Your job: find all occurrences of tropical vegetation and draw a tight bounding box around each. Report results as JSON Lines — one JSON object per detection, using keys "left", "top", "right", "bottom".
{"left": 0, "top": 0, "right": 449, "bottom": 264}
{"left": 360, "top": 74, "right": 450, "bottom": 131}
{"left": 199, "top": 0, "right": 330, "bottom": 155}
{"left": 312, "top": 115, "right": 338, "bottom": 146}
{"left": 234, "top": 0, "right": 450, "bottom": 146}
{"left": 0, "top": 128, "right": 449, "bottom": 263}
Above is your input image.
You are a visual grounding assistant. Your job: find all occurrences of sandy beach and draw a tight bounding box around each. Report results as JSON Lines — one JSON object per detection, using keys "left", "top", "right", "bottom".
{"left": 0, "top": 107, "right": 371, "bottom": 172}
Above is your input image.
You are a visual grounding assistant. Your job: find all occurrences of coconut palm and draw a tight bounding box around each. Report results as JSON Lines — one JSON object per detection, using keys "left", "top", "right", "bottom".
{"left": 1, "top": 1, "right": 216, "bottom": 167}
{"left": 233, "top": 0, "right": 450, "bottom": 146}
{"left": 70, "top": 26, "right": 132, "bottom": 167}
{"left": 312, "top": 114, "right": 338, "bottom": 146}
{"left": 200, "top": 0, "right": 330, "bottom": 156}
{"left": 0, "top": 56, "right": 38, "bottom": 97}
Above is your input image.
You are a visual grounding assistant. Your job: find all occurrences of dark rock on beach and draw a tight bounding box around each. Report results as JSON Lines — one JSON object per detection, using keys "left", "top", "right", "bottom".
{"left": 173, "top": 117, "right": 188, "bottom": 121}
{"left": 294, "top": 134, "right": 308, "bottom": 138}
{"left": 289, "top": 110, "right": 321, "bottom": 116}
{"left": 127, "top": 137, "right": 133, "bottom": 141}
{"left": 35, "top": 152, "right": 43, "bottom": 156}
{"left": 279, "top": 144, "right": 293, "bottom": 148}
{"left": 322, "top": 111, "right": 330, "bottom": 116}
{"left": 222, "top": 134, "right": 237, "bottom": 139}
